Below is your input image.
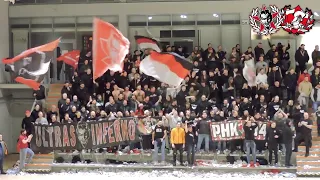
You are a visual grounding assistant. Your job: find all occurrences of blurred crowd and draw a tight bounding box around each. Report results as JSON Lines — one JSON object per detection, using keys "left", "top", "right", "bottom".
{"left": 21, "top": 39, "right": 320, "bottom": 167}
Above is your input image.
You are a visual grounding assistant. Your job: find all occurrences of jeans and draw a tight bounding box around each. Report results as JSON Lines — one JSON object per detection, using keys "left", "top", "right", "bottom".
{"left": 19, "top": 148, "right": 34, "bottom": 170}
{"left": 197, "top": 134, "right": 209, "bottom": 151}
{"left": 279, "top": 143, "right": 286, "bottom": 154}
{"left": 313, "top": 101, "right": 320, "bottom": 112}
{"left": 153, "top": 139, "right": 166, "bottom": 162}
{"left": 245, "top": 140, "right": 256, "bottom": 164}
{"left": 218, "top": 141, "right": 226, "bottom": 152}
{"left": 186, "top": 144, "right": 195, "bottom": 165}
{"left": 0, "top": 157, "right": 3, "bottom": 173}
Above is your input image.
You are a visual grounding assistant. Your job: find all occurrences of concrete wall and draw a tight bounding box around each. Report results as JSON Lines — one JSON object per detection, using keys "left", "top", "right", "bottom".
{"left": 0, "top": 0, "right": 19, "bottom": 153}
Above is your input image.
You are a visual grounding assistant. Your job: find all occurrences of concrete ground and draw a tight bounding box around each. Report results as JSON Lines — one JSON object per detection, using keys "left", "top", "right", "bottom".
{"left": 3, "top": 154, "right": 19, "bottom": 171}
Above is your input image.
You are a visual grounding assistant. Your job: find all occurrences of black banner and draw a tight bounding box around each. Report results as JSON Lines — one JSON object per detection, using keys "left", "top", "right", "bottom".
{"left": 31, "top": 117, "right": 139, "bottom": 151}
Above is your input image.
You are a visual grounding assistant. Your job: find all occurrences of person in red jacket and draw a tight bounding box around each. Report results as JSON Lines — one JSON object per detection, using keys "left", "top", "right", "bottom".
{"left": 18, "top": 129, "right": 34, "bottom": 170}
{"left": 135, "top": 104, "right": 144, "bottom": 117}
{"left": 298, "top": 69, "right": 311, "bottom": 85}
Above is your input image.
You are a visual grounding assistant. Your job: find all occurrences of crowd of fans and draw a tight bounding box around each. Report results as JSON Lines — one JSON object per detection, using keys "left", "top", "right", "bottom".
{"left": 21, "top": 39, "right": 320, "bottom": 167}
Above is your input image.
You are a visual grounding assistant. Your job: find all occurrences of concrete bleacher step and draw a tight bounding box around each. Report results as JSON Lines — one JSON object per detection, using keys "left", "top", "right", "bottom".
{"left": 296, "top": 156, "right": 320, "bottom": 161}
{"left": 30, "top": 158, "right": 53, "bottom": 164}
{"left": 24, "top": 154, "right": 53, "bottom": 173}
{"left": 33, "top": 153, "right": 54, "bottom": 159}
{"left": 297, "top": 167, "right": 320, "bottom": 172}
{"left": 298, "top": 146, "right": 320, "bottom": 152}
{"left": 46, "top": 84, "right": 64, "bottom": 108}
{"left": 297, "top": 161, "right": 320, "bottom": 166}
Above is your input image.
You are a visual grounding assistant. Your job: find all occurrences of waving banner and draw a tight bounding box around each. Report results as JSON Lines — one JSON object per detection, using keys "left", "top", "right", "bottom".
{"left": 31, "top": 117, "right": 139, "bottom": 151}
{"left": 211, "top": 120, "right": 267, "bottom": 141}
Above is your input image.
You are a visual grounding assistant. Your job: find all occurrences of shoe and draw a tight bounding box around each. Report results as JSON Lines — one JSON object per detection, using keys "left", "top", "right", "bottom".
{"left": 305, "top": 153, "right": 309, "bottom": 157}
{"left": 0, "top": 172, "right": 6, "bottom": 175}
{"left": 173, "top": 163, "right": 176, "bottom": 166}
{"left": 217, "top": 150, "right": 221, "bottom": 154}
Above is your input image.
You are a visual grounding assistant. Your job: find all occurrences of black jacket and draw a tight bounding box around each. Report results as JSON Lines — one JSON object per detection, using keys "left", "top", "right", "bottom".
{"left": 282, "top": 125, "right": 294, "bottom": 143}
{"left": 243, "top": 122, "right": 258, "bottom": 140}
{"left": 21, "top": 116, "right": 34, "bottom": 134}
{"left": 254, "top": 46, "right": 265, "bottom": 61}
{"left": 33, "top": 85, "right": 46, "bottom": 100}
{"left": 284, "top": 73, "right": 297, "bottom": 90}
{"left": 266, "top": 127, "right": 280, "bottom": 147}
{"left": 295, "top": 48, "right": 309, "bottom": 66}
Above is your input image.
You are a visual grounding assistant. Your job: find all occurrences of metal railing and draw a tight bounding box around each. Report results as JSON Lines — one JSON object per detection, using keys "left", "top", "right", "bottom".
{"left": 12, "top": 0, "right": 234, "bottom": 5}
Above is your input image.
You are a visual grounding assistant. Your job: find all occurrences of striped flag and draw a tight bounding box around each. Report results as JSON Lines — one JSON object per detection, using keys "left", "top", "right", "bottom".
{"left": 135, "top": 35, "right": 161, "bottom": 52}
{"left": 140, "top": 51, "right": 193, "bottom": 87}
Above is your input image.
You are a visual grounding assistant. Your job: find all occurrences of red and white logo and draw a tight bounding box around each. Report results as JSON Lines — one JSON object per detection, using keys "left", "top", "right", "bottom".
{"left": 249, "top": 5, "right": 284, "bottom": 36}
{"left": 281, "top": 5, "right": 315, "bottom": 35}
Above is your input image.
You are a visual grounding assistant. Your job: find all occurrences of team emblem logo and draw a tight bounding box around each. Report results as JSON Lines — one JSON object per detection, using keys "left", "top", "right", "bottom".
{"left": 281, "top": 5, "right": 315, "bottom": 35}
{"left": 249, "top": 5, "right": 284, "bottom": 36}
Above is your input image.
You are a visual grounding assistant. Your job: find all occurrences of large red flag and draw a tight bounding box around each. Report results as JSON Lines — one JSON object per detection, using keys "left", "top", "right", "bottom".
{"left": 57, "top": 50, "right": 80, "bottom": 69}
{"left": 92, "top": 18, "right": 130, "bottom": 80}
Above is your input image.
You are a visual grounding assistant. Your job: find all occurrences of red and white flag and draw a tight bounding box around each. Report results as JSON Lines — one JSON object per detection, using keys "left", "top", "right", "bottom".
{"left": 2, "top": 38, "right": 60, "bottom": 90}
{"left": 92, "top": 18, "right": 130, "bottom": 80}
{"left": 140, "top": 51, "right": 193, "bottom": 87}
{"left": 135, "top": 35, "right": 161, "bottom": 52}
{"left": 57, "top": 50, "right": 80, "bottom": 69}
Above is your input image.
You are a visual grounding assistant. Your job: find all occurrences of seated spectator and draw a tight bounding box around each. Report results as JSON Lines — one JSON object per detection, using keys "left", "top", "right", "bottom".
{"left": 87, "top": 97, "right": 100, "bottom": 112}
{"left": 35, "top": 111, "right": 48, "bottom": 125}
{"left": 47, "top": 105, "right": 58, "bottom": 124}
{"left": 73, "top": 111, "right": 83, "bottom": 122}
{"left": 51, "top": 115, "right": 60, "bottom": 125}
{"left": 87, "top": 111, "right": 97, "bottom": 121}
{"left": 69, "top": 106, "right": 77, "bottom": 120}
{"left": 62, "top": 113, "right": 73, "bottom": 124}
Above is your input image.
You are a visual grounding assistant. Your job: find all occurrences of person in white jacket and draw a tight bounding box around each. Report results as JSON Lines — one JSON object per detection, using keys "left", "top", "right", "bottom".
{"left": 256, "top": 68, "right": 268, "bottom": 86}
{"left": 311, "top": 85, "right": 320, "bottom": 112}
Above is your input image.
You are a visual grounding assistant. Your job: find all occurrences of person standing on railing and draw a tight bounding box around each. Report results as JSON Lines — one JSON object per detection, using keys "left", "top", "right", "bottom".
{"left": 170, "top": 122, "right": 185, "bottom": 166}
{"left": 17, "top": 129, "right": 34, "bottom": 171}
{"left": 33, "top": 84, "right": 46, "bottom": 111}
{"left": 244, "top": 116, "right": 258, "bottom": 167}
{"left": 152, "top": 120, "right": 167, "bottom": 165}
